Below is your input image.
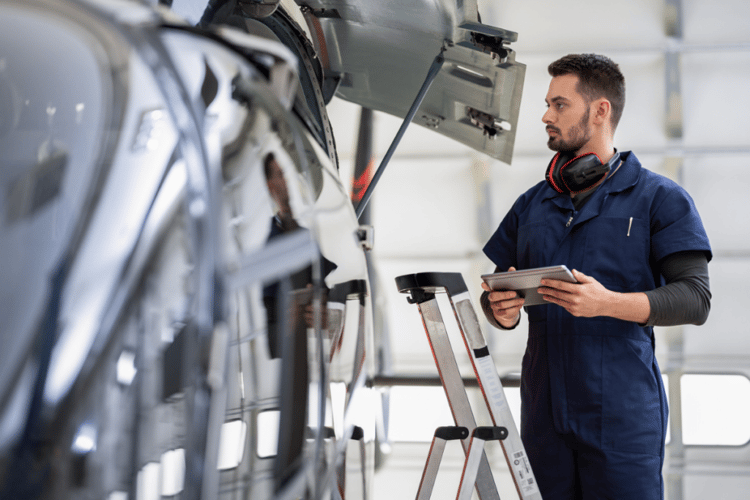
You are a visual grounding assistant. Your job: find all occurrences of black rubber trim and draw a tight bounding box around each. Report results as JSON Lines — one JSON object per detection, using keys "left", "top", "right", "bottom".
{"left": 472, "top": 426, "right": 508, "bottom": 441}
{"left": 395, "top": 272, "right": 468, "bottom": 296}
{"left": 434, "top": 426, "right": 469, "bottom": 441}
{"left": 328, "top": 279, "right": 367, "bottom": 304}
{"left": 473, "top": 346, "right": 490, "bottom": 358}
{"left": 351, "top": 425, "right": 364, "bottom": 441}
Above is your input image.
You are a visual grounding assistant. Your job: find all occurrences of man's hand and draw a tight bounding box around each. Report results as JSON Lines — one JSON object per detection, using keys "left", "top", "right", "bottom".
{"left": 481, "top": 266, "right": 525, "bottom": 328}
{"left": 538, "top": 269, "right": 650, "bottom": 324}
{"left": 538, "top": 269, "right": 611, "bottom": 317}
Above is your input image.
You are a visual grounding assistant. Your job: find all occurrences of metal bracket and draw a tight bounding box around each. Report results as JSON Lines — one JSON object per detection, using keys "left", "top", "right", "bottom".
{"left": 468, "top": 107, "right": 509, "bottom": 139}
{"left": 356, "top": 224, "right": 374, "bottom": 251}
{"left": 406, "top": 288, "right": 436, "bottom": 305}
{"left": 470, "top": 32, "right": 509, "bottom": 61}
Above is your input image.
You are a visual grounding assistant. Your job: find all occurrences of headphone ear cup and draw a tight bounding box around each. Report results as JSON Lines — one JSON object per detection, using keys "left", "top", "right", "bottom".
{"left": 545, "top": 153, "right": 566, "bottom": 193}
{"left": 561, "top": 155, "right": 609, "bottom": 191}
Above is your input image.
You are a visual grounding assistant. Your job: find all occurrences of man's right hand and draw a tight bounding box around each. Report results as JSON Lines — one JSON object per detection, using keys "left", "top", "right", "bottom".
{"left": 481, "top": 266, "right": 525, "bottom": 328}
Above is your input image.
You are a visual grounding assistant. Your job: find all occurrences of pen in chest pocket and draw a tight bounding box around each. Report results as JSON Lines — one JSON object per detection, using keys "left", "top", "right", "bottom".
{"left": 627, "top": 217, "right": 633, "bottom": 237}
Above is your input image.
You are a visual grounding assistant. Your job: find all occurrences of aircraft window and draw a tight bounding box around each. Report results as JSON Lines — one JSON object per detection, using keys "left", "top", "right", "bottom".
{"left": 159, "top": 448, "right": 185, "bottom": 496}
{"left": 116, "top": 349, "right": 137, "bottom": 386}
{"left": 136, "top": 462, "right": 160, "bottom": 500}
{"left": 71, "top": 422, "right": 97, "bottom": 454}
{"left": 257, "top": 410, "right": 280, "bottom": 457}
{"left": 217, "top": 420, "right": 247, "bottom": 470}
{"left": 1, "top": 9, "right": 108, "bottom": 219}
{"left": 329, "top": 381, "right": 347, "bottom": 441}
{"left": 681, "top": 373, "right": 750, "bottom": 446}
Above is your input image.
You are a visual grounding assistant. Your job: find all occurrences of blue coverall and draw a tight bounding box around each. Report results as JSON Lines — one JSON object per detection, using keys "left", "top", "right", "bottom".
{"left": 483, "top": 151, "right": 711, "bottom": 499}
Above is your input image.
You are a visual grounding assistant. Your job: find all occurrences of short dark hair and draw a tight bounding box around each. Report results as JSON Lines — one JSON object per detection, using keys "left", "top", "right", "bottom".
{"left": 548, "top": 54, "right": 625, "bottom": 130}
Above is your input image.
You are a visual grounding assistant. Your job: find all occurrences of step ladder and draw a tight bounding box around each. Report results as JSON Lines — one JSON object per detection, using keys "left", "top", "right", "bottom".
{"left": 396, "top": 272, "right": 542, "bottom": 500}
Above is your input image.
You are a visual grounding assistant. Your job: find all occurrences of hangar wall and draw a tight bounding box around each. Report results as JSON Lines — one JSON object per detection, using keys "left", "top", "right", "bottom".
{"left": 328, "top": 0, "right": 750, "bottom": 498}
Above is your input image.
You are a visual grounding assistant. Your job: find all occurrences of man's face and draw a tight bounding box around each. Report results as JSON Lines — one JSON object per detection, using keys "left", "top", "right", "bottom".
{"left": 542, "top": 74, "right": 592, "bottom": 153}
{"left": 266, "top": 158, "right": 291, "bottom": 215}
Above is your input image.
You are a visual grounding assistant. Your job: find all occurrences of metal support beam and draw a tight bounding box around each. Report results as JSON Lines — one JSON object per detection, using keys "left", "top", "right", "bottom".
{"left": 663, "top": 4, "right": 685, "bottom": 500}
{"left": 666, "top": 350, "right": 685, "bottom": 500}
{"left": 665, "top": 49, "right": 683, "bottom": 139}
{"left": 664, "top": 0, "right": 684, "bottom": 140}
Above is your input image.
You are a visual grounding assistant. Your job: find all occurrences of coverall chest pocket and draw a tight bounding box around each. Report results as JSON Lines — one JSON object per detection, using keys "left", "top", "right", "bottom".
{"left": 583, "top": 216, "right": 649, "bottom": 292}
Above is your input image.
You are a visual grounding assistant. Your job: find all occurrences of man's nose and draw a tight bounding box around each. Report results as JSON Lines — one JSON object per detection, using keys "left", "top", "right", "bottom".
{"left": 542, "top": 107, "right": 554, "bottom": 124}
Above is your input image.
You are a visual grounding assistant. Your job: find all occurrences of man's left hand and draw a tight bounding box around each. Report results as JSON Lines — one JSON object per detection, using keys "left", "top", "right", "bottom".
{"left": 538, "top": 269, "right": 613, "bottom": 317}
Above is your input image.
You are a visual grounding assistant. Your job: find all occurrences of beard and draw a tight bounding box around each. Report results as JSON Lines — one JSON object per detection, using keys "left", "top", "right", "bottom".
{"left": 547, "top": 107, "right": 591, "bottom": 153}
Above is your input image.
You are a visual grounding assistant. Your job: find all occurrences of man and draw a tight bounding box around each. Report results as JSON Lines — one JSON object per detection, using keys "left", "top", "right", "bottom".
{"left": 481, "top": 54, "right": 711, "bottom": 499}
{"left": 263, "top": 153, "right": 332, "bottom": 358}
{"left": 265, "top": 152, "right": 299, "bottom": 234}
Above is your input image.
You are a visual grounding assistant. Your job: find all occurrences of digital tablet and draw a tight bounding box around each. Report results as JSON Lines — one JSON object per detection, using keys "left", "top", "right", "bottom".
{"left": 481, "top": 265, "right": 577, "bottom": 307}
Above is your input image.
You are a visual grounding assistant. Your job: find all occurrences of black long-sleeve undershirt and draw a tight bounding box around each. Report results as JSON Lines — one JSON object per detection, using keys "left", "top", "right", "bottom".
{"left": 644, "top": 250, "right": 711, "bottom": 326}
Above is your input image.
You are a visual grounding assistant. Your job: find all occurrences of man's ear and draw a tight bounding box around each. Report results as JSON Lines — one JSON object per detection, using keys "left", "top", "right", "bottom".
{"left": 592, "top": 98, "right": 611, "bottom": 125}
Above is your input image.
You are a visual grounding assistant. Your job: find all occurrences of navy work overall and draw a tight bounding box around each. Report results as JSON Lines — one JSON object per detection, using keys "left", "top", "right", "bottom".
{"left": 483, "top": 151, "right": 712, "bottom": 499}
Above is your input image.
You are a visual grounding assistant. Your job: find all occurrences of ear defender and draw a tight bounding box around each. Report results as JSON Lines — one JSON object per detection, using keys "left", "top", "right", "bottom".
{"left": 545, "top": 150, "right": 620, "bottom": 194}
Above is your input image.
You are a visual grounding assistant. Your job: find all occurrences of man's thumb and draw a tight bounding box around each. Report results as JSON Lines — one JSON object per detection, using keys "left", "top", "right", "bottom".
{"left": 572, "top": 269, "right": 589, "bottom": 282}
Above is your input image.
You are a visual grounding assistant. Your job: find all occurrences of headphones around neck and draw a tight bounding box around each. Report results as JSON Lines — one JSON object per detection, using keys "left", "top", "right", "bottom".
{"left": 545, "top": 149, "right": 621, "bottom": 194}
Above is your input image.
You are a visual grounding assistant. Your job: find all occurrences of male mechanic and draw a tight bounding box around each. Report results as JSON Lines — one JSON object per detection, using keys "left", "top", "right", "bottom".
{"left": 481, "top": 54, "right": 711, "bottom": 499}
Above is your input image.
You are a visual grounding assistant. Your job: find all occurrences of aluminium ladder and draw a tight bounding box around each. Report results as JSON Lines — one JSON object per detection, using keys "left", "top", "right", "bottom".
{"left": 396, "top": 272, "right": 542, "bottom": 500}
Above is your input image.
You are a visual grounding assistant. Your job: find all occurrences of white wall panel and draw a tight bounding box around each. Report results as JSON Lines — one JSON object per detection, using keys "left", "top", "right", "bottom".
{"left": 371, "top": 158, "right": 481, "bottom": 258}
{"left": 684, "top": 259, "right": 750, "bottom": 358}
{"left": 480, "top": 0, "right": 665, "bottom": 53}
{"left": 683, "top": 0, "right": 750, "bottom": 45}
{"left": 486, "top": 155, "right": 547, "bottom": 228}
{"left": 509, "top": 54, "right": 556, "bottom": 155}
{"left": 683, "top": 156, "right": 750, "bottom": 253}
{"left": 684, "top": 473, "right": 750, "bottom": 500}
{"left": 681, "top": 51, "right": 750, "bottom": 147}
{"left": 612, "top": 53, "right": 669, "bottom": 150}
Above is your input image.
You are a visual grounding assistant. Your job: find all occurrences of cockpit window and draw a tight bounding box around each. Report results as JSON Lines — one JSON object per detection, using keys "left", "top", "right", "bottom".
{"left": 1, "top": 7, "right": 111, "bottom": 224}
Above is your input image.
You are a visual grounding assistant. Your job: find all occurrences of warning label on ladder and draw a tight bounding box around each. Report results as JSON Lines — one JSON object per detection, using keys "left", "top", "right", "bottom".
{"left": 512, "top": 450, "right": 538, "bottom": 495}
